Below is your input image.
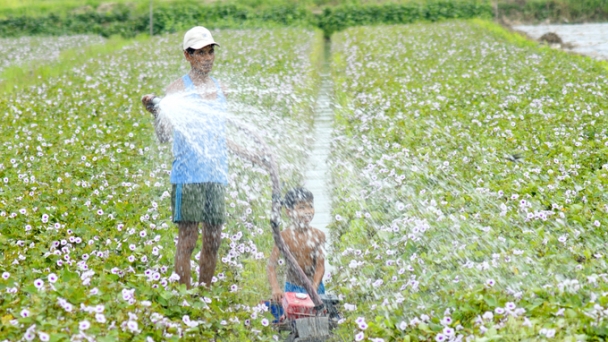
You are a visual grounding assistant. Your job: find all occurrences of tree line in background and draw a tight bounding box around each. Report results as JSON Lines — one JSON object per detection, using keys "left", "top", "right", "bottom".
{"left": 0, "top": 0, "right": 607, "bottom": 38}
{"left": 0, "top": 1, "right": 492, "bottom": 38}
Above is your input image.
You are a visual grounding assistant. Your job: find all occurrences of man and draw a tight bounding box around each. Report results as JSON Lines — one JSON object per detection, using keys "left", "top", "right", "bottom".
{"left": 142, "top": 26, "right": 266, "bottom": 288}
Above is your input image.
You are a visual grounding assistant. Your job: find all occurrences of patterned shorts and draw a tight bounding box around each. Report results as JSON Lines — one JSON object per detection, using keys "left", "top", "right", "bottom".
{"left": 171, "top": 182, "right": 225, "bottom": 225}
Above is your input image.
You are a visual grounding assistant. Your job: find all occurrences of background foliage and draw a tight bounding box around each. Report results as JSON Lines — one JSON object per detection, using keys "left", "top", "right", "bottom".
{"left": 0, "top": 1, "right": 490, "bottom": 38}
{"left": 3, "top": 0, "right": 605, "bottom": 38}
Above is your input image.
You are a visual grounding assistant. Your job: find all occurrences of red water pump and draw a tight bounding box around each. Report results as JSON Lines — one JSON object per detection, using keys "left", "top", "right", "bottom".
{"left": 272, "top": 292, "right": 339, "bottom": 342}
{"left": 226, "top": 120, "right": 340, "bottom": 341}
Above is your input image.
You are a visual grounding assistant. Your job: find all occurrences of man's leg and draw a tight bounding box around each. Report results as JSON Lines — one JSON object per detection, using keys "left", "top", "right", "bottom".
{"left": 174, "top": 222, "right": 199, "bottom": 289}
{"left": 198, "top": 222, "right": 222, "bottom": 287}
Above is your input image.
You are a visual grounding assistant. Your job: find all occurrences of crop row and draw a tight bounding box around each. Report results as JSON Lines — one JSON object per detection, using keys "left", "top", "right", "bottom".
{"left": 328, "top": 20, "right": 608, "bottom": 341}
{"left": 0, "top": 28, "right": 322, "bottom": 341}
{"left": 0, "top": 35, "right": 105, "bottom": 77}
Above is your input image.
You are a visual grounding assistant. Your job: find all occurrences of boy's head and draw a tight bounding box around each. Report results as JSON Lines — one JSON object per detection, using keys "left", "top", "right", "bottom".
{"left": 283, "top": 188, "right": 314, "bottom": 228}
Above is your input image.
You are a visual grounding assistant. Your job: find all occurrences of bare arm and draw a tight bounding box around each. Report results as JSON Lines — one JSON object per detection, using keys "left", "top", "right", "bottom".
{"left": 267, "top": 244, "right": 283, "bottom": 302}
{"left": 152, "top": 109, "right": 173, "bottom": 143}
{"left": 142, "top": 94, "right": 172, "bottom": 143}
{"left": 220, "top": 82, "right": 229, "bottom": 99}
{"left": 312, "top": 230, "right": 326, "bottom": 290}
{"left": 226, "top": 139, "right": 271, "bottom": 169}
{"left": 141, "top": 79, "right": 184, "bottom": 143}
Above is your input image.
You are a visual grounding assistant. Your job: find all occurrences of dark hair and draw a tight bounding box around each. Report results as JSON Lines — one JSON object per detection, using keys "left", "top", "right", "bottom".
{"left": 186, "top": 45, "right": 216, "bottom": 55}
{"left": 283, "top": 187, "right": 313, "bottom": 209}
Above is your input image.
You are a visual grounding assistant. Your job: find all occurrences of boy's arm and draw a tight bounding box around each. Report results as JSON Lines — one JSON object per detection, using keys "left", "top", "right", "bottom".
{"left": 312, "top": 249, "right": 325, "bottom": 290}
{"left": 267, "top": 244, "right": 283, "bottom": 302}
{"left": 312, "top": 230, "right": 326, "bottom": 290}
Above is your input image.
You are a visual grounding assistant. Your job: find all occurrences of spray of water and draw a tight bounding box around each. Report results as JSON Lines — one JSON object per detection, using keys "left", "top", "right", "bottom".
{"left": 154, "top": 89, "right": 326, "bottom": 306}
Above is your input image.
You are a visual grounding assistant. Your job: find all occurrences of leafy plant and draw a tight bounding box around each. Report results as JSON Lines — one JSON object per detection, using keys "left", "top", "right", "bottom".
{"left": 0, "top": 28, "right": 323, "bottom": 341}
{"left": 328, "top": 20, "right": 608, "bottom": 340}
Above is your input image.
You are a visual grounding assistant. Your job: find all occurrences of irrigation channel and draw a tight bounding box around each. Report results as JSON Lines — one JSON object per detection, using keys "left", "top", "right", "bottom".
{"left": 514, "top": 23, "right": 608, "bottom": 60}
{"left": 304, "top": 41, "right": 336, "bottom": 275}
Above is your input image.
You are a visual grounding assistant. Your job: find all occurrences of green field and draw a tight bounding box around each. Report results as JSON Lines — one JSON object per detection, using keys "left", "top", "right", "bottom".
{"left": 0, "top": 27, "right": 323, "bottom": 341}
{"left": 3, "top": 7, "right": 608, "bottom": 340}
{"left": 328, "top": 20, "right": 608, "bottom": 340}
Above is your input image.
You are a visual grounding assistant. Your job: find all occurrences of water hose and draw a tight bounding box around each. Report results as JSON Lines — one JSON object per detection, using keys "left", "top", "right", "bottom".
{"left": 225, "top": 118, "right": 324, "bottom": 309}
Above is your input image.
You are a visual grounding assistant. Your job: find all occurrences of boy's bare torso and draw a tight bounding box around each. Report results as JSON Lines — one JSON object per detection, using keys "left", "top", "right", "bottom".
{"left": 281, "top": 225, "right": 325, "bottom": 286}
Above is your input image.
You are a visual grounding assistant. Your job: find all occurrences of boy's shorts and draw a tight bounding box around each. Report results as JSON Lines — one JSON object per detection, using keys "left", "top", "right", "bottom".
{"left": 285, "top": 281, "right": 325, "bottom": 295}
{"left": 171, "top": 182, "right": 225, "bottom": 225}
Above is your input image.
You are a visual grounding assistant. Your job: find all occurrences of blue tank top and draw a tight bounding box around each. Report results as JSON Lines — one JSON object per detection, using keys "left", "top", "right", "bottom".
{"left": 170, "top": 74, "right": 228, "bottom": 185}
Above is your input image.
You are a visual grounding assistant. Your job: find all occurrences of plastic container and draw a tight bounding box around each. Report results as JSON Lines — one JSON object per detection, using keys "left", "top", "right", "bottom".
{"left": 282, "top": 292, "right": 316, "bottom": 319}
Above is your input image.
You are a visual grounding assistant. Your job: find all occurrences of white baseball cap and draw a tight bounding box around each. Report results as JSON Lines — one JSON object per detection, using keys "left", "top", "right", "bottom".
{"left": 182, "top": 26, "right": 219, "bottom": 51}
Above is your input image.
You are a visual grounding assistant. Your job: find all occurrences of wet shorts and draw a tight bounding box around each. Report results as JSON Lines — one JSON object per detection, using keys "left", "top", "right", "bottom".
{"left": 171, "top": 182, "right": 225, "bottom": 225}
{"left": 285, "top": 281, "right": 325, "bottom": 295}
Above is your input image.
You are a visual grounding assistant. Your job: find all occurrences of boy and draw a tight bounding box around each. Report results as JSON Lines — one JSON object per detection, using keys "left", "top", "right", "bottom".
{"left": 267, "top": 188, "right": 326, "bottom": 304}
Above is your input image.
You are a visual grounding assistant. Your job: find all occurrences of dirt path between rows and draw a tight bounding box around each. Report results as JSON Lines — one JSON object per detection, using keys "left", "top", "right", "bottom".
{"left": 304, "top": 40, "right": 336, "bottom": 275}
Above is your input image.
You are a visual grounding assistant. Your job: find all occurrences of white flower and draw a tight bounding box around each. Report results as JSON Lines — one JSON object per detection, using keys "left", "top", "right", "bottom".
{"left": 96, "top": 314, "right": 106, "bottom": 323}
{"left": 127, "top": 320, "right": 139, "bottom": 332}
{"left": 344, "top": 303, "right": 357, "bottom": 311}
{"left": 47, "top": 273, "right": 58, "bottom": 283}
{"left": 34, "top": 279, "right": 44, "bottom": 289}
{"left": 435, "top": 333, "right": 447, "bottom": 342}
{"left": 24, "top": 331, "right": 35, "bottom": 341}
{"left": 398, "top": 321, "right": 407, "bottom": 330}
{"left": 79, "top": 320, "right": 90, "bottom": 330}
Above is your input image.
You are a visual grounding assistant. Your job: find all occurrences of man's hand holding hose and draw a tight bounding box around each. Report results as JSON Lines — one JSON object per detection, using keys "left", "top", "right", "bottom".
{"left": 142, "top": 94, "right": 160, "bottom": 117}
{"left": 143, "top": 95, "right": 172, "bottom": 143}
